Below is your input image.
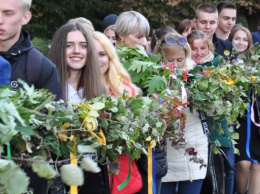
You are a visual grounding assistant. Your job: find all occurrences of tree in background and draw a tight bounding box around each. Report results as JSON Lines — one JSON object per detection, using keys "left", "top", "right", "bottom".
{"left": 25, "top": 0, "right": 260, "bottom": 44}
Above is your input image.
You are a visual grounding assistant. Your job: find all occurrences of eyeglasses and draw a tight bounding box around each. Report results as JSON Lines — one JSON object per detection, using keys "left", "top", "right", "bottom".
{"left": 162, "top": 36, "right": 187, "bottom": 46}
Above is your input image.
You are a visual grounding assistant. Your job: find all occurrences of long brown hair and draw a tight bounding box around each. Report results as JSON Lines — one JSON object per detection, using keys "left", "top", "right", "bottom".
{"left": 48, "top": 23, "right": 105, "bottom": 102}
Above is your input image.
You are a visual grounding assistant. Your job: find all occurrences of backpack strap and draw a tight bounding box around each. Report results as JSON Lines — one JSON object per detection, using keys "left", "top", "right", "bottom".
{"left": 26, "top": 48, "right": 43, "bottom": 88}
{"left": 198, "top": 110, "right": 210, "bottom": 136}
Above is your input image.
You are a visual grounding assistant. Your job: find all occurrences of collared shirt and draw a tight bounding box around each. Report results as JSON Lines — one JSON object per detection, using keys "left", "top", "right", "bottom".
{"left": 67, "top": 83, "right": 83, "bottom": 104}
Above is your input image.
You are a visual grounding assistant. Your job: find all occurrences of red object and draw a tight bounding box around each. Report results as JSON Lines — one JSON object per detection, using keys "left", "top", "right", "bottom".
{"left": 110, "top": 155, "right": 142, "bottom": 194}
{"left": 182, "top": 69, "right": 189, "bottom": 82}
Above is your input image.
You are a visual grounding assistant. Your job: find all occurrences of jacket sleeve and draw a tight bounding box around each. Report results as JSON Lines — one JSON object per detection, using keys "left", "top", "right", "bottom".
{"left": 39, "top": 56, "right": 62, "bottom": 101}
{"left": 0, "top": 56, "right": 11, "bottom": 86}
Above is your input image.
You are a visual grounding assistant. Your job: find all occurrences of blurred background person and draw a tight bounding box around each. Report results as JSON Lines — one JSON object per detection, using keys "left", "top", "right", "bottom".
{"left": 228, "top": 24, "right": 260, "bottom": 194}
{"left": 177, "top": 19, "right": 193, "bottom": 37}
{"left": 114, "top": 10, "right": 168, "bottom": 194}
{"left": 102, "top": 14, "right": 118, "bottom": 45}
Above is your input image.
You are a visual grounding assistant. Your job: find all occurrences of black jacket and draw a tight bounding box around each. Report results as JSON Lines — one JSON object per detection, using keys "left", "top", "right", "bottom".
{"left": 0, "top": 30, "right": 62, "bottom": 100}
{"left": 213, "top": 33, "right": 233, "bottom": 61}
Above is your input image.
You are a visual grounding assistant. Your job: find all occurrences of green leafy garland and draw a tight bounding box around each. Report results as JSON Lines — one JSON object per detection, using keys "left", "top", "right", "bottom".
{"left": 118, "top": 44, "right": 260, "bottom": 155}
{"left": 0, "top": 81, "right": 171, "bottom": 193}
{"left": 1, "top": 44, "right": 259, "bottom": 193}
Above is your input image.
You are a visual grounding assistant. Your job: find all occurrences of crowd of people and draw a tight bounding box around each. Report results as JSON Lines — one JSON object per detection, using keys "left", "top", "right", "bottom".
{"left": 1, "top": 0, "right": 260, "bottom": 194}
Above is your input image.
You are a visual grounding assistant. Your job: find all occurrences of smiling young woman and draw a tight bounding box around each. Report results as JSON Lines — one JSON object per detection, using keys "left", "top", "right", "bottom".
{"left": 49, "top": 23, "right": 105, "bottom": 104}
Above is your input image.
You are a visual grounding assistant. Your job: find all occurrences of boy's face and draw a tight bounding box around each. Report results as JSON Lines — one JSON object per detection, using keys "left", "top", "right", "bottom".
{"left": 218, "top": 8, "right": 237, "bottom": 34}
{"left": 193, "top": 11, "right": 219, "bottom": 40}
{"left": 0, "top": 0, "right": 31, "bottom": 50}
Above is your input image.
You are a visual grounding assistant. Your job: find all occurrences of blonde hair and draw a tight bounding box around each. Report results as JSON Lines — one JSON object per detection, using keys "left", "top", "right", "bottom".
{"left": 153, "top": 32, "right": 194, "bottom": 70}
{"left": 21, "top": 0, "right": 32, "bottom": 13}
{"left": 103, "top": 25, "right": 115, "bottom": 33}
{"left": 93, "top": 31, "right": 141, "bottom": 97}
{"left": 114, "top": 11, "right": 150, "bottom": 39}
{"left": 67, "top": 17, "right": 95, "bottom": 32}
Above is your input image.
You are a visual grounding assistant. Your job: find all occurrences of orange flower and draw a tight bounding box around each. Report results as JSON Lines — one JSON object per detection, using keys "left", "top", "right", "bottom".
{"left": 182, "top": 69, "right": 189, "bottom": 82}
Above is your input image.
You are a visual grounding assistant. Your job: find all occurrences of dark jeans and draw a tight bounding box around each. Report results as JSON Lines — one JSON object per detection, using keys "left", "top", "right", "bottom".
{"left": 161, "top": 180, "right": 204, "bottom": 194}
{"left": 222, "top": 146, "right": 235, "bottom": 194}
{"left": 136, "top": 160, "right": 162, "bottom": 194}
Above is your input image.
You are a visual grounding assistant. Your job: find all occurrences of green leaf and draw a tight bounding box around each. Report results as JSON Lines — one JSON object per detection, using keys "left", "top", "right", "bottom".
{"left": 144, "top": 75, "right": 167, "bottom": 95}
{"left": 234, "top": 147, "right": 240, "bottom": 155}
{"left": 15, "top": 125, "right": 35, "bottom": 137}
{"left": 0, "top": 160, "right": 29, "bottom": 194}
{"left": 231, "top": 132, "right": 239, "bottom": 140}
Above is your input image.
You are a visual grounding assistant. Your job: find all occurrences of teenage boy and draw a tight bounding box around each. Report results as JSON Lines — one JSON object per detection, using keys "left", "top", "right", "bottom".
{"left": 0, "top": 0, "right": 62, "bottom": 193}
{"left": 216, "top": 1, "right": 237, "bottom": 40}
{"left": 0, "top": 0, "right": 62, "bottom": 100}
{"left": 193, "top": 3, "right": 233, "bottom": 60}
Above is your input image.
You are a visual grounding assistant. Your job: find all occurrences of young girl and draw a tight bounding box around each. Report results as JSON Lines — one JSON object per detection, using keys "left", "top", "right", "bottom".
{"left": 228, "top": 24, "right": 253, "bottom": 56}
{"left": 48, "top": 23, "right": 109, "bottom": 194}
{"left": 92, "top": 31, "right": 140, "bottom": 97}
{"left": 188, "top": 30, "right": 235, "bottom": 194}
{"left": 153, "top": 31, "right": 208, "bottom": 194}
{"left": 228, "top": 25, "right": 260, "bottom": 194}
{"left": 92, "top": 31, "right": 143, "bottom": 194}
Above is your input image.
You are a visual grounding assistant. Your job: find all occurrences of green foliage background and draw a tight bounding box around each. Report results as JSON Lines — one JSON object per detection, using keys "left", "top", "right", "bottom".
{"left": 25, "top": 0, "right": 260, "bottom": 54}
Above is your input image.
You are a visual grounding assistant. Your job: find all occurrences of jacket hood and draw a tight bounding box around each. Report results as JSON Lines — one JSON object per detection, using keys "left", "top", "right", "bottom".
{"left": 0, "top": 30, "right": 33, "bottom": 62}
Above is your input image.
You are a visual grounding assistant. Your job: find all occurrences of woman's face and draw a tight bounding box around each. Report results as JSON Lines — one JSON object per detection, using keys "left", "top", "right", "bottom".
{"left": 190, "top": 38, "right": 209, "bottom": 64}
{"left": 66, "top": 30, "right": 87, "bottom": 72}
{"left": 120, "top": 29, "right": 147, "bottom": 49}
{"left": 232, "top": 30, "right": 249, "bottom": 53}
{"left": 104, "top": 29, "right": 117, "bottom": 45}
{"left": 94, "top": 39, "right": 109, "bottom": 75}
{"left": 163, "top": 49, "right": 186, "bottom": 69}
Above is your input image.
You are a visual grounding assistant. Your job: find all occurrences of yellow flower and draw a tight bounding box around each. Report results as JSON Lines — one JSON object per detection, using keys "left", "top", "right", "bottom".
{"left": 219, "top": 72, "right": 234, "bottom": 85}
{"left": 250, "top": 75, "right": 256, "bottom": 83}
{"left": 57, "top": 132, "right": 68, "bottom": 142}
{"left": 226, "top": 76, "right": 235, "bottom": 85}
{"left": 61, "top": 123, "right": 70, "bottom": 130}
{"left": 224, "top": 50, "right": 230, "bottom": 56}
{"left": 83, "top": 115, "right": 98, "bottom": 131}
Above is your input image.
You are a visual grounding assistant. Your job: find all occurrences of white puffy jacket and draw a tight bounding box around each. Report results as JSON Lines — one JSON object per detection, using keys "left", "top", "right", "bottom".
{"left": 162, "top": 108, "right": 208, "bottom": 182}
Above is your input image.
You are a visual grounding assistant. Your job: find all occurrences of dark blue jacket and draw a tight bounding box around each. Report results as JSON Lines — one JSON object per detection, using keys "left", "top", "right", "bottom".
{"left": 213, "top": 33, "right": 233, "bottom": 61}
{"left": 252, "top": 30, "right": 260, "bottom": 44}
{"left": 0, "top": 56, "right": 11, "bottom": 86}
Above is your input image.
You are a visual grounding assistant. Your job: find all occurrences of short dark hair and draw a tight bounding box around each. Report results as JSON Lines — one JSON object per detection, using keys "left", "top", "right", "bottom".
{"left": 217, "top": 1, "right": 236, "bottom": 14}
{"left": 177, "top": 19, "right": 192, "bottom": 35}
{"left": 195, "top": 3, "right": 217, "bottom": 19}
